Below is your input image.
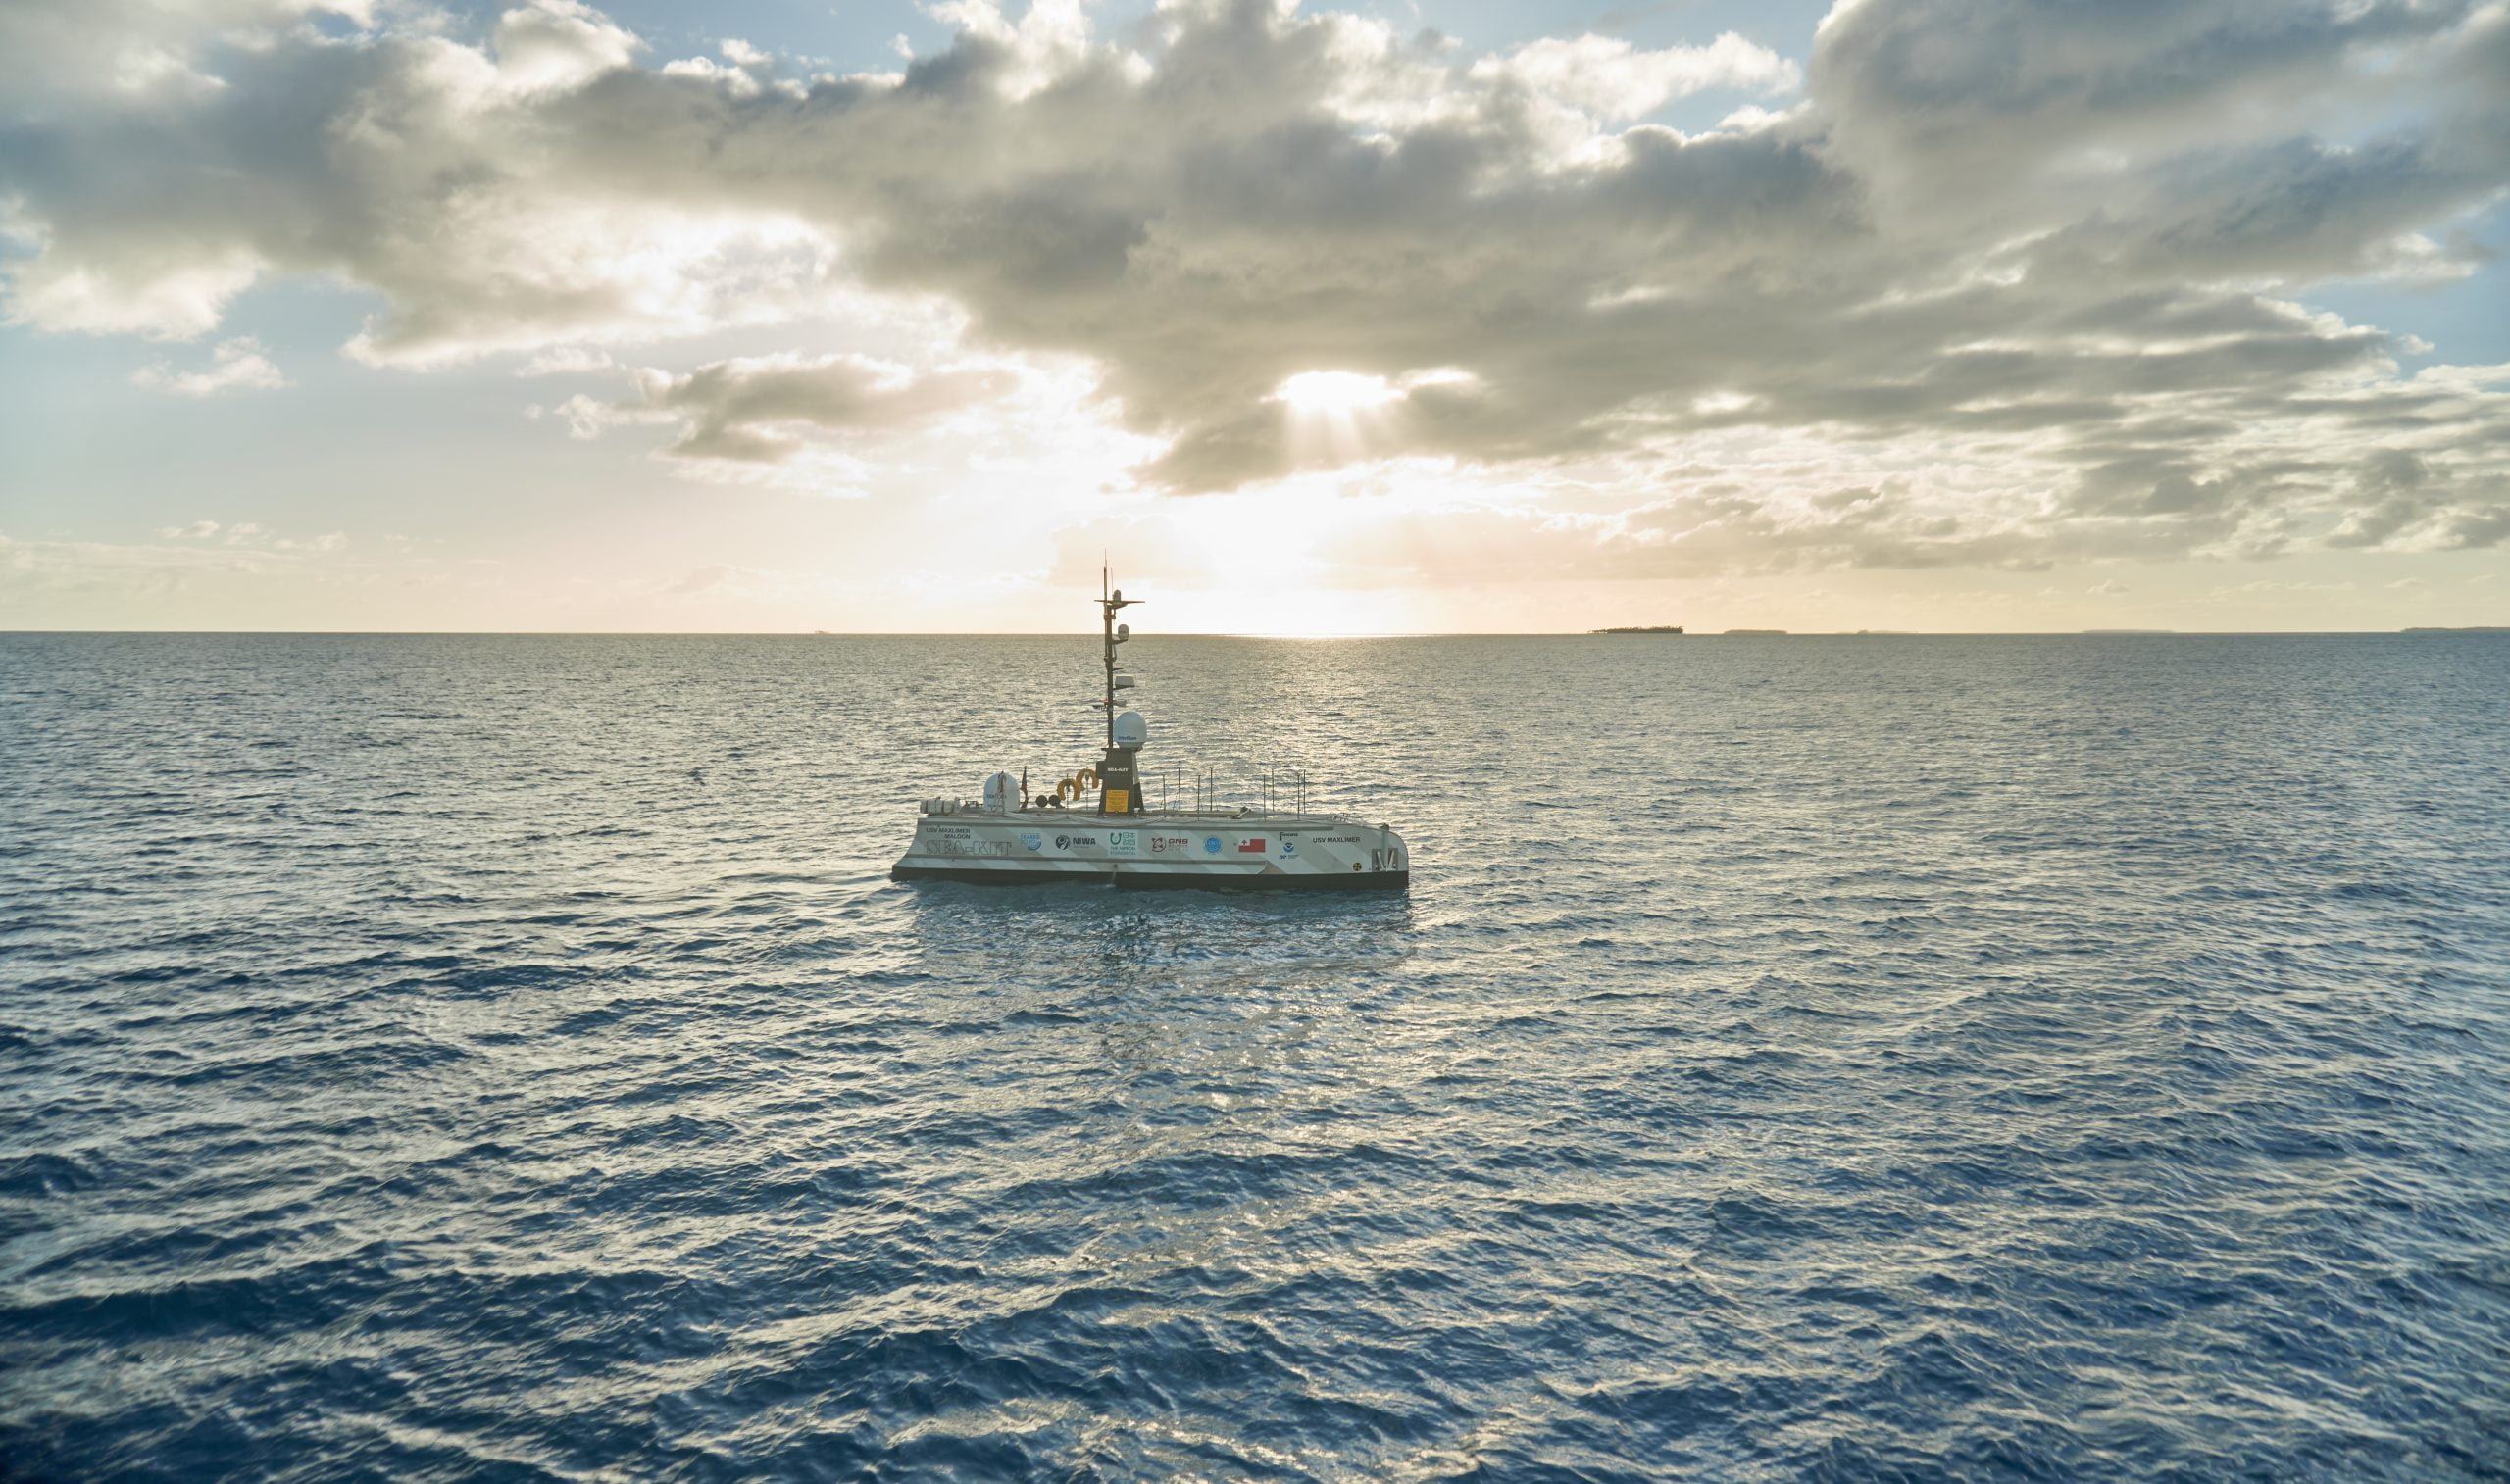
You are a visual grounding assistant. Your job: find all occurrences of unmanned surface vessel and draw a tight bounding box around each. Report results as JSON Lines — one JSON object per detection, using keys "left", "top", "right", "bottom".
{"left": 890, "top": 576, "right": 1410, "bottom": 891}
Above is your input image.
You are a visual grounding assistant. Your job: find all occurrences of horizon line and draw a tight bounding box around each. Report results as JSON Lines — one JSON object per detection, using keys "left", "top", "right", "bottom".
{"left": 5, "top": 627, "right": 2502, "bottom": 639}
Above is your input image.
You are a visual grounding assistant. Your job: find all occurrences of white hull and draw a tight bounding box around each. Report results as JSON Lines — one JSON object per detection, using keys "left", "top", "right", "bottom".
{"left": 892, "top": 812, "right": 1409, "bottom": 891}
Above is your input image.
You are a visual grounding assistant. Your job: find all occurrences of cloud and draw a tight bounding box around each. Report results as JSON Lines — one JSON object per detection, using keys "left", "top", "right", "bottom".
{"left": 146, "top": 518, "right": 341, "bottom": 549}
{"left": 635, "top": 353, "right": 1017, "bottom": 462}
{"left": 2326, "top": 447, "right": 2510, "bottom": 551}
{"left": 0, "top": 521, "right": 362, "bottom": 627}
{"left": 3, "top": 0, "right": 2508, "bottom": 573}
{"left": 1469, "top": 31, "right": 1798, "bottom": 123}
{"left": 0, "top": 0, "right": 375, "bottom": 105}
{"left": 1, "top": 2, "right": 848, "bottom": 362}
{"left": 559, "top": 352, "right": 1019, "bottom": 464}
{"left": 130, "top": 335, "right": 288, "bottom": 395}
{"left": 515, "top": 345, "right": 617, "bottom": 376}
{"left": 489, "top": 0, "right": 638, "bottom": 96}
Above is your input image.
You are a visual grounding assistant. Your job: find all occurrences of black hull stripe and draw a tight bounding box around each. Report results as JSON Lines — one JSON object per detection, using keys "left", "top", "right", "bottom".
{"left": 892, "top": 866, "right": 1409, "bottom": 892}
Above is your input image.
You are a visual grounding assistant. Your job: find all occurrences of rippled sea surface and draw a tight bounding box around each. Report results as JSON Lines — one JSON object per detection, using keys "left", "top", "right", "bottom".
{"left": 5, "top": 632, "right": 2508, "bottom": 1482}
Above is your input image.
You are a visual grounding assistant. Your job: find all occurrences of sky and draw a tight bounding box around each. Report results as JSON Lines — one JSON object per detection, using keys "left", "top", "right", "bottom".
{"left": 2, "top": 0, "right": 2506, "bottom": 633}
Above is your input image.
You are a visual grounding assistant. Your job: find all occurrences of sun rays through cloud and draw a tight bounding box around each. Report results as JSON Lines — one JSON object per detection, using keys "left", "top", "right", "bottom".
{"left": 1278, "top": 371, "right": 1403, "bottom": 469}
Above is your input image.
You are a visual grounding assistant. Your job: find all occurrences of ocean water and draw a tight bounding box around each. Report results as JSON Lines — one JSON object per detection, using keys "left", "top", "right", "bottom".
{"left": 3, "top": 631, "right": 2506, "bottom": 1482}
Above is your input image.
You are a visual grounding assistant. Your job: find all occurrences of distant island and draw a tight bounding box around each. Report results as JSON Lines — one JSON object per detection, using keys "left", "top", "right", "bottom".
{"left": 1592, "top": 624, "right": 1683, "bottom": 634}
{"left": 2404, "top": 626, "right": 2508, "bottom": 633}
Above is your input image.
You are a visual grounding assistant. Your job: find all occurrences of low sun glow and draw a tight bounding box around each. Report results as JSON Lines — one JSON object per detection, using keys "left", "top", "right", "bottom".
{"left": 1276, "top": 370, "right": 1403, "bottom": 467}
{"left": 1276, "top": 370, "right": 1401, "bottom": 413}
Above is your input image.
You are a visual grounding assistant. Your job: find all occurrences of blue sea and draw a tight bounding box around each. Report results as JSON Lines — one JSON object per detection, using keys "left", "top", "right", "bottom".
{"left": 3, "top": 632, "right": 2506, "bottom": 1482}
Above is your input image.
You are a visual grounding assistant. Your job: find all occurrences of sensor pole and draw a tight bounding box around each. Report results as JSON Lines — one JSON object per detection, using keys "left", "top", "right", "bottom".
{"left": 1098, "top": 564, "right": 1144, "bottom": 815}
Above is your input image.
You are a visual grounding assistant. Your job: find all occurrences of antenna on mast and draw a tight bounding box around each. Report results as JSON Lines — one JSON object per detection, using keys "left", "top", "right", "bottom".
{"left": 1098, "top": 563, "right": 1140, "bottom": 746}
{"left": 1094, "top": 563, "right": 1145, "bottom": 815}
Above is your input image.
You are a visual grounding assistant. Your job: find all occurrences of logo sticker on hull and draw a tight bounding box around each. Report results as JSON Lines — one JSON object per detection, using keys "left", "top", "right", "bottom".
{"left": 1238, "top": 838, "right": 1267, "bottom": 854}
{"left": 931, "top": 838, "right": 1013, "bottom": 859}
{"left": 1108, "top": 831, "right": 1138, "bottom": 855}
{"left": 1020, "top": 832, "right": 1042, "bottom": 851}
{"left": 1280, "top": 839, "right": 1297, "bottom": 858}
{"left": 1204, "top": 837, "right": 1222, "bottom": 855}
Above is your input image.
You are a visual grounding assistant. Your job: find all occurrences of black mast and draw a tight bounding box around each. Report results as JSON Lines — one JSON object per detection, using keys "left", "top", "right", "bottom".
{"left": 1098, "top": 563, "right": 1142, "bottom": 815}
{"left": 1100, "top": 563, "right": 1138, "bottom": 748}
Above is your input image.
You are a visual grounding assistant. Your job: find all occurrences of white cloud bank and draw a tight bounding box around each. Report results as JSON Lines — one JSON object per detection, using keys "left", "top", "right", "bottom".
{"left": 3, "top": 0, "right": 2508, "bottom": 580}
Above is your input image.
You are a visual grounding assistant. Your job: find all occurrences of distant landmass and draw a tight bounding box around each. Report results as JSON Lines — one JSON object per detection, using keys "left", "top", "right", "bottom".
{"left": 1722, "top": 628, "right": 1787, "bottom": 636}
{"left": 1591, "top": 624, "right": 1683, "bottom": 634}
{"left": 2404, "top": 626, "right": 2508, "bottom": 633}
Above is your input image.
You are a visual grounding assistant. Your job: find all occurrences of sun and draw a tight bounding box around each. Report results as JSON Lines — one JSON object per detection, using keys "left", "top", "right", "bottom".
{"left": 1276, "top": 370, "right": 1400, "bottom": 414}
{"left": 1275, "top": 371, "right": 1403, "bottom": 466}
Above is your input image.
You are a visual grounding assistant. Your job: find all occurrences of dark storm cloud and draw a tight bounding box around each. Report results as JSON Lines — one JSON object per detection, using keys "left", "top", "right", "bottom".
{"left": 3, "top": 0, "right": 2507, "bottom": 568}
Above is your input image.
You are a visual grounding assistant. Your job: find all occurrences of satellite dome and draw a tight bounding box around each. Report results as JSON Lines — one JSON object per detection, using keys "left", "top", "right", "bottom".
{"left": 1112, "top": 710, "right": 1148, "bottom": 751}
